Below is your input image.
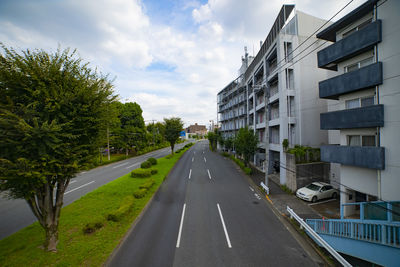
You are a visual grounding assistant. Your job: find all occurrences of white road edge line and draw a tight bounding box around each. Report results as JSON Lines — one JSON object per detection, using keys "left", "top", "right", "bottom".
{"left": 217, "top": 203, "right": 232, "bottom": 248}
{"left": 308, "top": 198, "right": 337, "bottom": 206}
{"left": 249, "top": 186, "right": 254, "bottom": 192}
{"left": 112, "top": 162, "right": 130, "bottom": 169}
{"left": 176, "top": 203, "right": 186, "bottom": 248}
{"left": 189, "top": 169, "right": 192, "bottom": 179}
{"left": 207, "top": 169, "right": 211, "bottom": 180}
{"left": 204, "top": 157, "right": 206, "bottom": 163}
{"left": 125, "top": 162, "right": 140, "bottom": 169}
{"left": 65, "top": 181, "right": 95, "bottom": 195}
{"left": 70, "top": 180, "right": 77, "bottom": 184}
{"left": 192, "top": 157, "right": 194, "bottom": 162}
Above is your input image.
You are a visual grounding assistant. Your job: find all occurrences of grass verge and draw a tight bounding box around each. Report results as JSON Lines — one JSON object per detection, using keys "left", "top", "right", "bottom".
{"left": 0, "top": 143, "right": 193, "bottom": 267}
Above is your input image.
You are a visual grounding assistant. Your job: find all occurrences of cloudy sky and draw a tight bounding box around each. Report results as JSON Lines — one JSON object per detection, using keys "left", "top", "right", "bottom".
{"left": 0, "top": 0, "right": 365, "bottom": 127}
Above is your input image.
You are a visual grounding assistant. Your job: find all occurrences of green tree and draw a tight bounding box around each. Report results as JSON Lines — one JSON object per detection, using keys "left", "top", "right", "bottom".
{"left": 207, "top": 129, "right": 220, "bottom": 151}
{"left": 147, "top": 122, "right": 165, "bottom": 145}
{"left": 163, "top": 117, "right": 183, "bottom": 154}
{"left": 234, "top": 126, "right": 258, "bottom": 166}
{"left": 0, "top": 46, "right": 115, "bottom": 251}
{"left": 114, "top": 102, "right": 146, "bottom": 156}
{"left": 224, "top": 136, "right": 234, "bottom": 152}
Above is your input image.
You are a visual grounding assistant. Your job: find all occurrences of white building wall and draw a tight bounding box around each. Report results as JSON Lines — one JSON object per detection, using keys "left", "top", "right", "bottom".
{"left": 377, "top": 0, "right": 400, "bottom": 201}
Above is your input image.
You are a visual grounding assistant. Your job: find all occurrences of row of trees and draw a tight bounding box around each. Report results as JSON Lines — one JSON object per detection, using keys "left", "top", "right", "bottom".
{"left": 208, "top": 126, "right": 258, "bottom": 166}
{"left": 0, "top": 46, "right": 183, "bottom": 251}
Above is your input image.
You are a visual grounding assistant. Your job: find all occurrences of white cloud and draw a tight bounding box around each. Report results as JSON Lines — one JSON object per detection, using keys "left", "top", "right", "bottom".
{"left": 0, "top": 0, "right": 368, "bottom": 127}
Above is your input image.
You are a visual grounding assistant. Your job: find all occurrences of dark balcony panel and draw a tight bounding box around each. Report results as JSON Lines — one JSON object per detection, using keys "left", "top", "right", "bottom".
{"left": 319, "top": 62, "right": 382, "bottom": 99}
{"left": 321, "top": 145, "right": 385, "bottom": 170}
{"left": 320, "top": 105, "right": 384, "bottom": 130}
{"left": 318, "top": 20, "right": 382, "bottom": 69}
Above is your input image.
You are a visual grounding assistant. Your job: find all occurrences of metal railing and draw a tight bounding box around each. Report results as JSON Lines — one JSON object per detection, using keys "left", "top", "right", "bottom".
{"left": 306, "top": 218, "right": 400, "bottom": 248}
{"left": 287, "top": 206, "right": 352, "bottom": 267}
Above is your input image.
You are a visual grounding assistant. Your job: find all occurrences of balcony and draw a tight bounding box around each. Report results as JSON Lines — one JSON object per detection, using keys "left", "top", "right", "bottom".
{"left": 256, "top": 102, "right": 265, "bottom": 111}
{"left": 319, "top": 62, "right": 383, "bottom": 99}
{"left": 249, "top": 108, "right": 255, "bottom": 114}
{"left": 321, "top": 145, "right": 385, "bottom": 170}
{"left": 317, "top": 20, "right": 382, "bottom": 70}
{"left": 256, "top": 122, "right": 266, "bottom": 129}
{"left": 320, "top": 105, "right": 384, "bottom": 130}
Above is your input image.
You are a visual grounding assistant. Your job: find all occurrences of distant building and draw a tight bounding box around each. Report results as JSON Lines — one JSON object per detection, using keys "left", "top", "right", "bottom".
{"left": 186, "top": 123, "right": 207, "bottom": 137}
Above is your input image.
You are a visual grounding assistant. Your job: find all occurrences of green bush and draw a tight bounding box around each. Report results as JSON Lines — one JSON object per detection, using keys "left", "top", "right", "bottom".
{"left": 148, "top": 157, "right": 157, "bottom": 165}
{"left": 106, "top": 196, "right": 135, "bottom": 222}
{"left": 133, "top": 188, "right": 147, "bottom": 199}
{"left": 141, "top": 161, "right": 152, "bottom": 169}
{"left": 139, "top": 178, "right": 155, "bottom": 190}
{"left": 244, "top": 167, "right": 252, "bottom": 175}
{"left": 131, "top": 168, "right": 152, "bottom": 178}
{"left": 221, "top": 152, "right": 229, "bottom": 157}
{"left": 150, "top": 168, "right": 158, "bottom": 175}
{"left": 166, "top": 154, "right": 173, "bottom": 159}
{"left": 82, "top": 222, "right": 104, "bottom": 234}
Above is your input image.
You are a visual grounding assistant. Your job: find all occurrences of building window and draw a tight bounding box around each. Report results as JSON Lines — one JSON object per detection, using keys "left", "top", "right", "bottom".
{"left": 284, "top": 42, "right": 293, "bottom": 62}
{"left": 345, "top": 95, "right": 375, "bottom": 109}
{"left": 348, "top": 135, "right": 376, "bottom": 146}
{"left": 342, "top": 18, "right": 372, "bottom": 38}
{"left": 344, "top": 56, "right": 374, "bottom": 73}
{"left": 286, "top": 68, "right": 294, "bottom": 89}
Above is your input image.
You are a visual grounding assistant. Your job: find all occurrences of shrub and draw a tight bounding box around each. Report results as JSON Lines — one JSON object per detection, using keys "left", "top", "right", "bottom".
{"left": 148, "top": 157, "right": 157, "bottom": 165}
{"left": 83, "top": 222, "right": 104, "bottom": 234}
{"left": 139, "top": 178, "right": 155, "bottom": 190}
{"left": 106, "top": 196, "right": 135, "bottom": 222}
{"left": 133, "top": 188, "right": 147, "bottom": 199}
{"left": 221, "top": 152, "right": 229, "bottom": 157}
{"left": 166, "top": 154, "right": 173, "bottom": 159}
{"left": 150, "top": 168, "right": 158, "bottom": 175}
{"left": 131, "top": 168, "right": 152, "bottom": 178}
{"left": 244, "top": 167, "right": 252, "bottom": 175}
{"left": 140, "top": 161, "right": 152, "bottom": 169}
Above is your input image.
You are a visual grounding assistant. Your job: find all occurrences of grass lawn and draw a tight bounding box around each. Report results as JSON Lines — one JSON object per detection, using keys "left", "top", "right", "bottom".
{"left": 0, "top": 144, "right": 193, "bottom": 267}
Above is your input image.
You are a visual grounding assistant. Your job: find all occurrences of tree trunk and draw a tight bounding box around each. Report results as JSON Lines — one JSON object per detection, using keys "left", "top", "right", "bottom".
{"left": 107, "top": 126, "right": 110, "bottom": 161}
{"left": 171, "top": 143, "right": 174, "bottom": 154}
{"left": 44, "top": 223, "right": 59, "bottom": 252}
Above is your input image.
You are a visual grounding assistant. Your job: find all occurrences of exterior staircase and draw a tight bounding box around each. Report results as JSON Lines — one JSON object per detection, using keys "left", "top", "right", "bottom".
{"left": 306, "top": 201, "right": 400, "bottom": 266}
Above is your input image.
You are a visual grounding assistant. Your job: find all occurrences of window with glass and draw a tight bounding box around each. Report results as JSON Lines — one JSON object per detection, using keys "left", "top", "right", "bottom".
{"left": 342, "top": 18, "right": 372, "bottom": 38}
{"left": 344, "top": 56, "right": 374, "bottom": 73}
{"left": 362, "top": 135, "right": 376, "bottom": 146}
{"left": 348, "top": 135, "right": 361, "bottom": 146}
{"left": 345, "top": 95, "right": 374, "bottom": 109}
{"left": 348, "top": 135, "right": 376, "bottom": 146}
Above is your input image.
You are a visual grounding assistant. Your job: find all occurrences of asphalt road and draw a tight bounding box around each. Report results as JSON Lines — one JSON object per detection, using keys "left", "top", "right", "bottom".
{"left": 108, "top": 141, "right": 323, "bottom": 267}
{"left": 0, "top": 142, "right": 189, "bottom": 240}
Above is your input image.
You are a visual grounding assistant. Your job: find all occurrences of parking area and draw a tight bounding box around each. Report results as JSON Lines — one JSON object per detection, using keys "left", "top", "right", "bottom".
{"left": 307, "top": 198, "right": 341, "bottom": 219}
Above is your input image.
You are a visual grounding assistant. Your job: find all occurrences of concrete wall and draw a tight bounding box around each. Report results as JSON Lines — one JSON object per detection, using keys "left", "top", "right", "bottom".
{"left": 285, "top": 153, "right": 330, "bottom": 192}
{"left": 377, "top": 0, "right": 400, "bottom": 201}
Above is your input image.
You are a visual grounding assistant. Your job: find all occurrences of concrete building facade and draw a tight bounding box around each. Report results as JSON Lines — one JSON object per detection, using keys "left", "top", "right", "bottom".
{"left": 218, "top": 5, "right": 332, "bottom": 184}
{"left": 316, "top": 0, "right": 400, "bottom": 215}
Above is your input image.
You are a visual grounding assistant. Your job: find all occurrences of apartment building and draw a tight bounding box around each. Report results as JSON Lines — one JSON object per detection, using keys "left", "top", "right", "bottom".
{"left": 243, "top": 5, "right": 332, "bottom": 184}
{"left": 217, "top": 53, "right": 252, "bottom": 139}
{"left": 316, "top": 0, "right": 400, "bottom": 215}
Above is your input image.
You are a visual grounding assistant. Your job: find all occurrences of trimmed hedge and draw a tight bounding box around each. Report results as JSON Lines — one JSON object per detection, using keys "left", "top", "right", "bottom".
{"left": 139, "top": 178, "right": 155, "bottom": 190}
{"left": 131, "top": 168, "right": 152, "bottom": 178}
{"left": 141, "top": 161, "right": 152, "bottom": 169}
{"left": 150, "top": 168, "right": 158, "bottom": 175}
{"left": 133, "top": 188, "right": 147, "bottom": 199}
{"left": 148, "top": 157, "right": 157, "bottom": 165}
{"left": 106, "top": 196, "right": 135, "bottom": 222}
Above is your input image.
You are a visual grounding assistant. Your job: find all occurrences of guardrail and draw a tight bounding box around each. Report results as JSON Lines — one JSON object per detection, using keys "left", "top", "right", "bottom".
{"left": 260, "top": 182, "right": 269, "bottom": 195}
{"left": 286, "top": 206, "right": 352, "bottom": 267}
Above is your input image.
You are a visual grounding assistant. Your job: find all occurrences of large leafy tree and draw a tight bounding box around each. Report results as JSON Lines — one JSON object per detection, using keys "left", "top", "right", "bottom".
{"left": 114, "top": 102, "right": 146, "bottom": 156}
{"left": 0, "top": 46, "right": 115, "bottom": 251}
{"left": 164, "top": 117, "right": 183, "bottom": 154}
{"left": 234, "top": 126, "right": 258, "bottom": 166}
{"left": 147, "top": 122, "right": 165, "bottom": 145}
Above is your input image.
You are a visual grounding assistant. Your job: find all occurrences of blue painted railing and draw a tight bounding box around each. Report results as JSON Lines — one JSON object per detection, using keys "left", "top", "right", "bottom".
{"left": 306, "top": 218, "right": 400, "bottom": 248}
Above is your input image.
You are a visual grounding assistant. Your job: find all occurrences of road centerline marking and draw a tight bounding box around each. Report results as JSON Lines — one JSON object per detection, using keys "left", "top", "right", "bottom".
{"left": 112, "top": 162, "right": 130, "bottom": 169}
{"left": 217, "top": 203, "right": 232, "bottom": 248}
{"left": 204, "top": 157, "right": 206, "bottom": 163}
{"left": 189, "top": 169, "right": 192, "bottom": 179}
{"left": 65, "top": 181, "right": 95, "bottom": 195}
{"left": 125, "top": 162, "right": 140, "bottom": 169}
{"left": 192, "top": 157, "right": 194, "bottom": 162}
{"left": 207, "top": 169, "right": 211, "bottom": 179}
{"left": 176, "top": 203, "right": 186, "bottom": 248}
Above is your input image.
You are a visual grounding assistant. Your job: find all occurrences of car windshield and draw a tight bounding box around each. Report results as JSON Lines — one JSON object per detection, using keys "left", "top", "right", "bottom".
{"left": 306, "top": 184, "right": 321, "bottom": 191}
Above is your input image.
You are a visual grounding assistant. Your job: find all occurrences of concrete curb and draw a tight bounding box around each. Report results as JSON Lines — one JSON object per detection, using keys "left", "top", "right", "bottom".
{"left": 104, "top": 144, "right": 194, "bottom": 267}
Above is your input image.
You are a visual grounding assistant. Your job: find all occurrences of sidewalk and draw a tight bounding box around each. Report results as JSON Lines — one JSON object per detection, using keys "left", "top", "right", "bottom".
{"left": 249, "top": 168, "right": 322, "bottom": 220}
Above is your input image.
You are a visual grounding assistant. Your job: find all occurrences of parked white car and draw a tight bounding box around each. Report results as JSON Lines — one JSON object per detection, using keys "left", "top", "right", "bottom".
{"left": 296, "top": 182, "right": 338, "bottom": 203}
